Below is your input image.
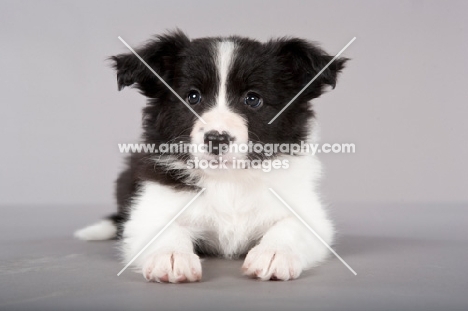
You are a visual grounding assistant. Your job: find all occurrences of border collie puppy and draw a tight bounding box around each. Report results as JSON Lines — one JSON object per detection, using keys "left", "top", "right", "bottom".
{"left": 75, "top": 30, "right": 347, "bottom": 283}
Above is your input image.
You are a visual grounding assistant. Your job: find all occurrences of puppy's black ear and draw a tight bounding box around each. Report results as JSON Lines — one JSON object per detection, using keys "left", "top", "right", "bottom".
{"left": 272, "top": 38, "right": 348, "bottom": 100}
{"left": 110, "top": 30, "right": 190, "bottom": 96}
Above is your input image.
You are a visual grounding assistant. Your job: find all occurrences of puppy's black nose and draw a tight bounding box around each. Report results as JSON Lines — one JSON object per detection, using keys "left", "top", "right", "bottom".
{"left": 203, "top": 130, "right": 233, "bottom": 155}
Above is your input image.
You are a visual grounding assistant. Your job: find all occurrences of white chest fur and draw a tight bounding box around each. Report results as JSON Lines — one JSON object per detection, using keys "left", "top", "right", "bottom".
{"left": 122, "top": 155, "right": 325, "bottom": 263}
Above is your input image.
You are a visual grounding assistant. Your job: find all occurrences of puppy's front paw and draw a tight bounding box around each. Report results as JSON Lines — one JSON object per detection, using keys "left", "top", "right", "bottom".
{"left": 242, "top": 246, "right": 303, "bottom": 281}
{"left": 142, "top": 252, "right": 202, "bottom": 283}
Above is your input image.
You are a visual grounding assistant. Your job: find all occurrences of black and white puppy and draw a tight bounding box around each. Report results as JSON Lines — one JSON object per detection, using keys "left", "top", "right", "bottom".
{"left": 75, "top": 30, "right": 347, "bottom": 283}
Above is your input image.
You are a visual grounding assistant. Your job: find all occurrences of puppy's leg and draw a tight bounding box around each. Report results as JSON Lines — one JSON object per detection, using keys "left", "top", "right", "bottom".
{"left": 121, "top": 182, "right": 202, "bottom": 283}
{"left": 139, "top": 226, "right": 202, "bottom": 283}
{"left": 242, "top": 200, "right": 334, "bottom": 281}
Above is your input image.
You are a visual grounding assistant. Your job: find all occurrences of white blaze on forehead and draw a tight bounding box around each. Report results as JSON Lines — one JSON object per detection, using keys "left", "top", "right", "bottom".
{"left": 190, "top": 39, "right": 248, "bottom": 156}
{"left": 215, "top": 41, "right": 236, "bottom": 109}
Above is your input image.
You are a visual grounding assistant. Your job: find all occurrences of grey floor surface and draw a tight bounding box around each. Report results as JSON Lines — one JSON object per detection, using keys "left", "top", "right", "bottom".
{"left": 1, "top": 203, "right": 467, "bottom": 311}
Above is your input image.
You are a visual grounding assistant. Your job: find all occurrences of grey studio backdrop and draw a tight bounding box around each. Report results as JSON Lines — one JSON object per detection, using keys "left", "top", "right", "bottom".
{"left": 2, "top": 0, "right": 467, "bottom": 206}
{"left": 1, "top": 1, "right": 468, "bottom": 311}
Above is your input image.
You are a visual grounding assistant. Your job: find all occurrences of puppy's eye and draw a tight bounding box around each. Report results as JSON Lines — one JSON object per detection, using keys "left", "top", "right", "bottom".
{"left": 244, "top": 92, "right": 262, "bottom": 108}
{"left": 187, "top": 90, "right": 201, "bottom": 105}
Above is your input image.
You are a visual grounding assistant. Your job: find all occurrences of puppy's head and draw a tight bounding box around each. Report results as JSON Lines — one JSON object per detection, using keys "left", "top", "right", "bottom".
{"left": 112, "top": 30, "right": 347, "bottom": 167}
